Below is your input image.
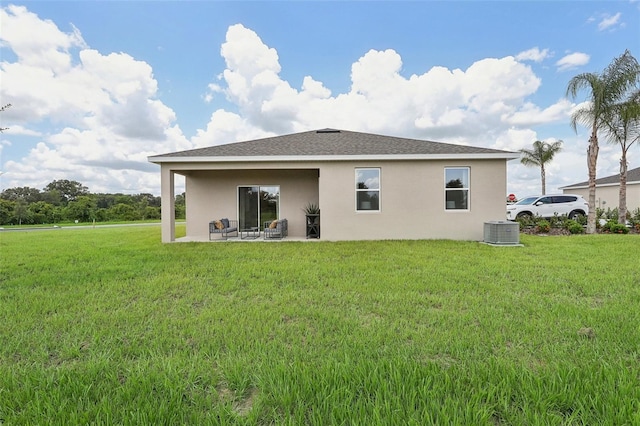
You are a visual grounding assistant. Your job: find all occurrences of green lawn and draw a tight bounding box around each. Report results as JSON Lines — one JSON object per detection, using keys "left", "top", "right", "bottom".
{"left": 1, "top": 226, "right": 639, "bottom": 425}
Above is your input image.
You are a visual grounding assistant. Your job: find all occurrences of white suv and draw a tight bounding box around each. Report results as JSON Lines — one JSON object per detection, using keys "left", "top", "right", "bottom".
{"left": 506, "top": 194, "right": 588, "bottom": 221}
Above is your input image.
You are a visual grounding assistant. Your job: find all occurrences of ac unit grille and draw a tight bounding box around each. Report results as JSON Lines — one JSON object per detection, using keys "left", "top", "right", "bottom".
{"left": 484, "top": 221, "right": 520, "bottom": 245}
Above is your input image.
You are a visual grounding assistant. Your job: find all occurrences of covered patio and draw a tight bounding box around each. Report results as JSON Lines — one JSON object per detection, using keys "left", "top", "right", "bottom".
{"left": 158, "top": 165, "right": 320, "bottom": 243}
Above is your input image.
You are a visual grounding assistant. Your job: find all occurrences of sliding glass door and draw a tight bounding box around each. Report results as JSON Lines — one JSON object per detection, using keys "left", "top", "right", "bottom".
{"left": 238, "top": 186, "right": 279, "bottom": 230}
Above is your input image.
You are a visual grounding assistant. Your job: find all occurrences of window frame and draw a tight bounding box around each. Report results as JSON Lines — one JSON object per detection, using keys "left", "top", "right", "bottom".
{"left": 444, "top": 167, "right": 470, "bottom": 211}
{"left": 355, "top": 167, "right": 381, "bottom": 212}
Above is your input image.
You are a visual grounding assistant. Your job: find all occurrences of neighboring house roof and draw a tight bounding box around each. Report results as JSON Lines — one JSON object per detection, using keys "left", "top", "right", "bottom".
{"left": 560, "top": 166, "right": 640, "bottom": 189}
{"left": 149, "top": 128, "right": 518, "bottom": 163}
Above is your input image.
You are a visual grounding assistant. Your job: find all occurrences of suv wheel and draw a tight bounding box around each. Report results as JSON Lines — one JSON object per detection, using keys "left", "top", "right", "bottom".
{"left": 568, "top": 210, "right": 584, "bottom": 220}
{"left": 516, "top": 212, "right": 532, "bottom": 220}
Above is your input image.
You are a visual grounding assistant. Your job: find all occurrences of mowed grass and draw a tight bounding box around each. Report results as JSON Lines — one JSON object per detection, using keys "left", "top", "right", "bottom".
{"left": 1, "top": 226, "right": 639, "bottom": 425}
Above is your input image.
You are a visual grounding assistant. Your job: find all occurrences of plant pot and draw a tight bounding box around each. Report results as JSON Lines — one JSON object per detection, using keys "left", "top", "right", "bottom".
{"left": 305, "top": 214, "right": 320, "bottom": 239}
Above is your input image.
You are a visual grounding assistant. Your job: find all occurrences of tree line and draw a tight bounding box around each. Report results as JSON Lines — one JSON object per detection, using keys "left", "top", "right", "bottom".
{"left": 0, "top": 179, "right": 185, "bottom": 225}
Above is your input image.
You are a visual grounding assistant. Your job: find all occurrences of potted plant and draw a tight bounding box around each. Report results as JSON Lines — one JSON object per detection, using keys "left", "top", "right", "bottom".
{"left": 303, "top": 202, "right": 320, "bottom": 238}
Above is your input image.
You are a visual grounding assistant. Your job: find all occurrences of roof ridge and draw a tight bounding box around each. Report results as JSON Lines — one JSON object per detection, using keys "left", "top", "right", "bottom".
{"left": 149, "top": 128, "right": 518, "bottom": 160}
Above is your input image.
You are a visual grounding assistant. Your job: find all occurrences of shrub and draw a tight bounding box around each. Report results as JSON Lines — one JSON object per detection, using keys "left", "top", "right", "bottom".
{"left": 566, "top": 220, "right": 585, "bottom": 234}
{"left": 548, "top": 213, "right": 566, "bottom": 229}
{"left": 610, "top": 223, "right": 629, "bottom": 234}
{"left": 515, "top": 215, "right": 535, "bottom": 230}
{"left": 597, "top": 207, "right": 619, "bottom": 221}
{"left": 576, "top": 213, "right": 588, "bottom": 226}
{"left": 600, "top": 219, "right": 615, "bottom": 232}
{"left": 601, "top": 220, "right": 629, "bottom": 234}
{"left": 536, "top": 219, "right": 551, "bottom": 233}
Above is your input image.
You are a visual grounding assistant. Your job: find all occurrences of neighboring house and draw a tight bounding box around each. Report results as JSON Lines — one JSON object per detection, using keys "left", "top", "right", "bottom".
{"left": 148, "top": 129, "right": 519, "bottom": 242}
{"left": 560, "top": 166, "right": 640, "bottom": 212}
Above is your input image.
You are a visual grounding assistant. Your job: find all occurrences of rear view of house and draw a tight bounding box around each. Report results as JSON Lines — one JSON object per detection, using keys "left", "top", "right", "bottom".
{"left": 148, "top": 129, "right": 518, "bottom": 242}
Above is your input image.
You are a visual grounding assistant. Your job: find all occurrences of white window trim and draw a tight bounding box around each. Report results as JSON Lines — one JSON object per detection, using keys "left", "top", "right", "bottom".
{"left": 444, "top": 167, "right": 470, "bottom": 212}
{"left": 355, "top": 167, "right": 381, "bottom": 213}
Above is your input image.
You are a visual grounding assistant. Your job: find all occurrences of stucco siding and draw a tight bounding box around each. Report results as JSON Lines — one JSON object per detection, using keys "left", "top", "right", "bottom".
{"left": 168, "top": 158, "right": 507, "bottom": 241}
{"left": 564, "top": 184, "right": 640, "bottom": 211}
{"left": 185, "top": 168, "right": 319, "bottom": 239}
{"left": 318, "top": 159, "right": 507, "bottom": 241}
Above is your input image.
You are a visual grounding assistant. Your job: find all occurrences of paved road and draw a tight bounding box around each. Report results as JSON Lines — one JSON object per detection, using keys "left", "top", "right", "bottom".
{"left": 0, "top": 222, "right": 182, "bottom": 232}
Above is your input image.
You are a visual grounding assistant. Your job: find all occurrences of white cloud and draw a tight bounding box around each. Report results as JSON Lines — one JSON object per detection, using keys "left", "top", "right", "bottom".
{"left": 207, "top": 25, "right": 548, "bottom": 144}
{"left": 597, "top": 12, "right": 622, "bottom": 31}
{"left": 1, "top": 10, "right": 583, "bottom": 195}
{"left": 505, "top": 98, "right": 574, "bottom": 126}
{"left": 0, "top": 5, "right": 86, "bottom": 71}
{"left": 1, "top": 125, "right": 41, "bottom": 137}
{"left": 0, "top": 5, "right": 190, "bottom": 194}
{"left": 515, "top": 47, "right": 551, "bottom": 62}
{"left": 191, "top": 109, "right": 272, "bottom": 148}
{"left": 555, "top": 52, "right": 590, "bottom": 71}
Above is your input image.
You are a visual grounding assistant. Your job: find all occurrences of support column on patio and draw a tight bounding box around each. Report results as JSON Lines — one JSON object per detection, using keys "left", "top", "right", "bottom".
{"left": 161, "top": 166, "right": 175, "bottom": 242}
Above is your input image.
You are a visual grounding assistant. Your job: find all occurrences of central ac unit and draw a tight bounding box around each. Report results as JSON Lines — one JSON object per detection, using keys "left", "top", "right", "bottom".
{"left": 483, "top": 221, "right": 520, "bottom": 245}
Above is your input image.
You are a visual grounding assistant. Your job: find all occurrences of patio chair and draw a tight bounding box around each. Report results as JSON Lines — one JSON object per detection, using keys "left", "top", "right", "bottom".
{"left": 209, "top": 218, "right": 238, "bottom": 240}
{"left": 263, "top": 219, "right": 288, "bottom": 240}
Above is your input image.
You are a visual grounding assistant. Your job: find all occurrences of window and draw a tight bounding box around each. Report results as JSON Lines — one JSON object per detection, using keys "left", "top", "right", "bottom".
{"left": 445, "top": 167, "right": 469, "bottom": 210}
{"left": 552, "top": 196, "right": 577, "bottom": 203}
{"left": 537, "top": 196, "right": 553, "bottom": 205}
{"left": 356, "top": 168, "right": 380, "bottom": 211}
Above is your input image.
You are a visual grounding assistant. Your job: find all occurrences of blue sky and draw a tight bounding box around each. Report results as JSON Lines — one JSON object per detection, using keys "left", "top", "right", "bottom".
{"left": 1, "top": 1, "right": 638, "bottom": 196}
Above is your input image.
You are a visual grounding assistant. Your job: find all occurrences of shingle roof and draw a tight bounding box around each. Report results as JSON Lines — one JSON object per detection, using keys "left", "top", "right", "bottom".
{"left": 561, "top": 166, "right": 640, "bottom": 188}
{"left": 149, "top": 129, "right": 517, "bottom": 162}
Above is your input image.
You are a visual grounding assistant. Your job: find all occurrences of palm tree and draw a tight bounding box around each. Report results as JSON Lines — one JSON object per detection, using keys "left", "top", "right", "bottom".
{"left": 603, "top": 88, "right": 640, "bottom": 224}
{"left": 519, "top": 140, "right": 563, "bottom": 195}
{"left": 566, "top": 50, "right": 640, "bottom": 233}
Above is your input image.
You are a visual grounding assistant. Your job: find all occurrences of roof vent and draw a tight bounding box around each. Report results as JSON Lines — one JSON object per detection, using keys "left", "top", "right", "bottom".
{"left": 316, "top": 128, "right": 341, "bottom": 133}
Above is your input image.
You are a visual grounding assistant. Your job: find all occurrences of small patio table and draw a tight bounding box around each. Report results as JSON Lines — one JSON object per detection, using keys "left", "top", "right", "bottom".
{"left": 240, "top": 227, "right": 260, "bottom": 240}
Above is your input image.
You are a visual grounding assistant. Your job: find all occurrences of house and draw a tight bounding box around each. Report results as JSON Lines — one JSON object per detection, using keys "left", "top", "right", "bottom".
{"left": 148, "top": 129, "right": 519, "bottom": 242}
{"left": 560, "top": 166, "right": 640, "bottom": 212}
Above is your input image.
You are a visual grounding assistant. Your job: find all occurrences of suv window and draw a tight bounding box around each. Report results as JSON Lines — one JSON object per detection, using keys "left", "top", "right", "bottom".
{"left": 537, "top": 196, "right": 553, "bottom": 204}
{"left": 552, "top": 196, "right": 577, "bottom": 203}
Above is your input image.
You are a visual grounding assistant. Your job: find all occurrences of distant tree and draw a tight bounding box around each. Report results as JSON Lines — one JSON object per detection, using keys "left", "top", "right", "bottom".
{"left": 44, "top": 180, "right": 89, "bottom": 204}
{"left": 109, "top": 203, "right": 141, "bottom": 221}
{"left": 40, "top": 189, "right": 63, "bottom": 206}
{"left": 28, "top": 201, "right": 56, "bottom": 224}
{"left": 142, "top": 206, "right": 161, "bottom": 220}
{"left": 0, "top": 199, "right": 14, "bottom": 224}
{"left": 566, "top": 50, "right": 640, "bottom": 233}
{"left": 0, "top": 179, "right": 164, "bottom": 224}
{"left": 1, "top": 186, "right": 42, "bottom": 203}
{"left": 94, "top": 193, "right": 117, "bottom": 209}
{"left": 518, "top": 140, "right": 563, "bottom": 195}
{"left": 175, "top": 192, "right": 186, "bottom": 220}
{"left": 114, "top": 194, "right": 134, "bottom": 205}
{"left": 13, "top": 199, "right": 30, "bottom": 225}
{"left": 64, "top": 195, "right": 96, "bottom": 222}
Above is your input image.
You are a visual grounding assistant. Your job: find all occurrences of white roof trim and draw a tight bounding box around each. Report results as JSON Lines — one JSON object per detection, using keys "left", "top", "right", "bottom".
{"left": 149, "top": 152, "right": 520, "bottom": 164}
{"left": 560, "top": 180, "right": 640, "bottom": 190}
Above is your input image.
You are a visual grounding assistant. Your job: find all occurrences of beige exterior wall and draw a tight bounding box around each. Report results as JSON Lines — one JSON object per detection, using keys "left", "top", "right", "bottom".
{"left": 318, "top": 159, "right": 506, "bottom": 241}
{"left": 563, "top": 183, "right": 640, "bottom": 212}
{"left": 185, "top": 168, "right": 319, "bottom": 239}
{"left": 161, "top": 158, "right": 508, "bottom": 241}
